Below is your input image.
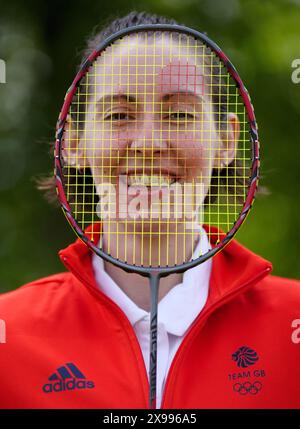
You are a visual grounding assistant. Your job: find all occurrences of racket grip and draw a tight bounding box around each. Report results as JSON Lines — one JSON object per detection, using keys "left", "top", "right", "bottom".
{"left": 149, "top": 273, "right": 160, "bottom": 409}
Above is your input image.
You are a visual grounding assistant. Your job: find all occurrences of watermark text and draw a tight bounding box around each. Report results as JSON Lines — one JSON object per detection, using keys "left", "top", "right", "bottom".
{"left": 291, "top": 319, "right": 300, "bottom": 344}
{"left": 0, "top": 319, "right": 6, "bottom": 343}
{"left": 95, "top": 176, "right": 204, "bottom": 230}
{"left": 0, "top": 59, "right": 6, "bottom": 84}
{"left": 291, "top": 59, "right": 300, "bottom": 84}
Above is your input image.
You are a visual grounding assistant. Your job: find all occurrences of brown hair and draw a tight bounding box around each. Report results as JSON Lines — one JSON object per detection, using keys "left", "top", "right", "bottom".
{"left": 37, "top": 11, "right": 249, "bottom": 211}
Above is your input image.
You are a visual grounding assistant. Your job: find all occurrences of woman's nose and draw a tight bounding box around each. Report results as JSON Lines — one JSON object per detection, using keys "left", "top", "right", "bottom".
{"left": 129, "top": 118, "right": 168, "bottom": 153}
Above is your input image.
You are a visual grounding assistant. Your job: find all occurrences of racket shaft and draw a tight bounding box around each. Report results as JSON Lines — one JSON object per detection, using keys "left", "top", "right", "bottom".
{"left": 149, "top": 274, "right": 159, "bottom": 409}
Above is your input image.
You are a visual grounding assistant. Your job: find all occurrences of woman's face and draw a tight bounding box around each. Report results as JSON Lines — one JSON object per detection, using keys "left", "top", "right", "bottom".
{"left": 68, "top": 34, "right": 238, "bottom": 234}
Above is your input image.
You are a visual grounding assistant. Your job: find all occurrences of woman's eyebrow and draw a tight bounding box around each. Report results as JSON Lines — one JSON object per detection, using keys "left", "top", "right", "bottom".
{"left": 161, "top": 90, "right": 205, "bottom": 103}
{"left": 96, "top": 94, "right": 136, "bottom": 105}
{"left": 96, "top": 91, "right": 205, "bottom": 106}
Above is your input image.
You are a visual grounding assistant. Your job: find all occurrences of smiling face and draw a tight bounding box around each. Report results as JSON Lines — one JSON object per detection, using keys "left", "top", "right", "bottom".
{"left": 64, "top": 32, "right": 239, "bottom": 238}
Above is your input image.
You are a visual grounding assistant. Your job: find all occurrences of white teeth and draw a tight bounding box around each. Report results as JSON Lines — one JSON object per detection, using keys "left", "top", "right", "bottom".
{"left": 127, "top": 174, "right": 176, "bottom": 187}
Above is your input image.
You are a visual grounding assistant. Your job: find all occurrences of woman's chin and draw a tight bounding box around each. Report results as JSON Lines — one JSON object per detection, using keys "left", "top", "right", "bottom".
{"left": 118, "top": 217, "right": 184, "bottom": 237}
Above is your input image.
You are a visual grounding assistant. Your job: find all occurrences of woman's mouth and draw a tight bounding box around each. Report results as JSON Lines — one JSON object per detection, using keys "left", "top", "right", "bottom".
{"left": 126, "top": 174, "right": 178, "bottom": 187}
{"left": 117, "top": 168, "right": 182, "bottom": 189}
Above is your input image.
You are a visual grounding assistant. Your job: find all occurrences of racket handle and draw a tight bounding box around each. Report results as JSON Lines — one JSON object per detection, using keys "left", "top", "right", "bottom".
{"left": 149, "top": 273, "right": 160, "bottom": 409}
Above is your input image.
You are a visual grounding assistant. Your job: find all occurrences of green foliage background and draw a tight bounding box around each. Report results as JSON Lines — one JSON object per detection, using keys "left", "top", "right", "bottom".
{"left": 0, "top": 0, "right": 299, "bottom": 292}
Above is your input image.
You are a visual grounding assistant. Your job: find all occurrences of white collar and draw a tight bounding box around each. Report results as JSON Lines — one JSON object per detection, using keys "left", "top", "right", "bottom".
{"left": 92, "top": 226, "right": 212, "bottom": 337}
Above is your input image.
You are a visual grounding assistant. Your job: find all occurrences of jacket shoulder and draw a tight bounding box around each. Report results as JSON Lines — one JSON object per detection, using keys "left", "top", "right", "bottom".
{"left": 261, "top": 273, "right": 300, "bottom": 293}
{"left": 249, "top": 272, "right": 300, "bottom": 312}
{"left": 0, "top": 272, "right": 75, "bottom": 320}
{"left": 0, "top": 272, "right": 68, "bottom": 297}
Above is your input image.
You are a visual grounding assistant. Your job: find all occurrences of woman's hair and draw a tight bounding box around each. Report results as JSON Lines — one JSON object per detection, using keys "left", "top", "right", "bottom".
{"left": 38, "top": 11, "right": 248, "bottom": 210}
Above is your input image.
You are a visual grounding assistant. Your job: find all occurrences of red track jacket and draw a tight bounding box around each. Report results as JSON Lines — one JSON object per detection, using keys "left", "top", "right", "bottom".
{"left": 0, "top": 225, "right": 300, "bottom": 409}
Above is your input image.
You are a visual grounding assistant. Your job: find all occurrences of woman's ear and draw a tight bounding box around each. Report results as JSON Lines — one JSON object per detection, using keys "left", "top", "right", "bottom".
{"left": 61, "top": 115, "right": 86, "bottom": 170}
{"left": 214, "top": 113, "right": 240, "bottom": 170}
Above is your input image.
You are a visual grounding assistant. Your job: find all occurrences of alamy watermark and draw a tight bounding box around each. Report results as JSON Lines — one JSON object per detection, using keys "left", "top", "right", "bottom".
{"left": 0, "top": 319, "right": 6, "bottom": 343}
{"left": 291, "top": 59, "right": 300, "bottom": 84}
{"left": 0, "top": 59, "right": 6, "bottom": 84}
{"left": 291, "top": 319, "right": 300, "bottom": 344}
{"left": 95, "top": 176, "right": 204, "bottom": 230}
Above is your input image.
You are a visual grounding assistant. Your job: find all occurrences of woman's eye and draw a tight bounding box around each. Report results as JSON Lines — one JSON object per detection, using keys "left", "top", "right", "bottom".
{"left": 104, "top": 112, "right": 134, "bottom": 121}
{"left": 168, "top": 112, "right": 195, "bottom": 121}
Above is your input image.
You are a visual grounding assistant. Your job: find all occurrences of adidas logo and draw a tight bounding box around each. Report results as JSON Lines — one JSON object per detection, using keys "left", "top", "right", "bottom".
{"left": 42, "top": 363, "right": 95, "bottom": 393}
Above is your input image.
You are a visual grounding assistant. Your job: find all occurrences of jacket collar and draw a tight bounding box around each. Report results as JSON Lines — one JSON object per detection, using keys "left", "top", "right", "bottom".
{"left": 59, "top": 223, "right": 272, "bottom": 308}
